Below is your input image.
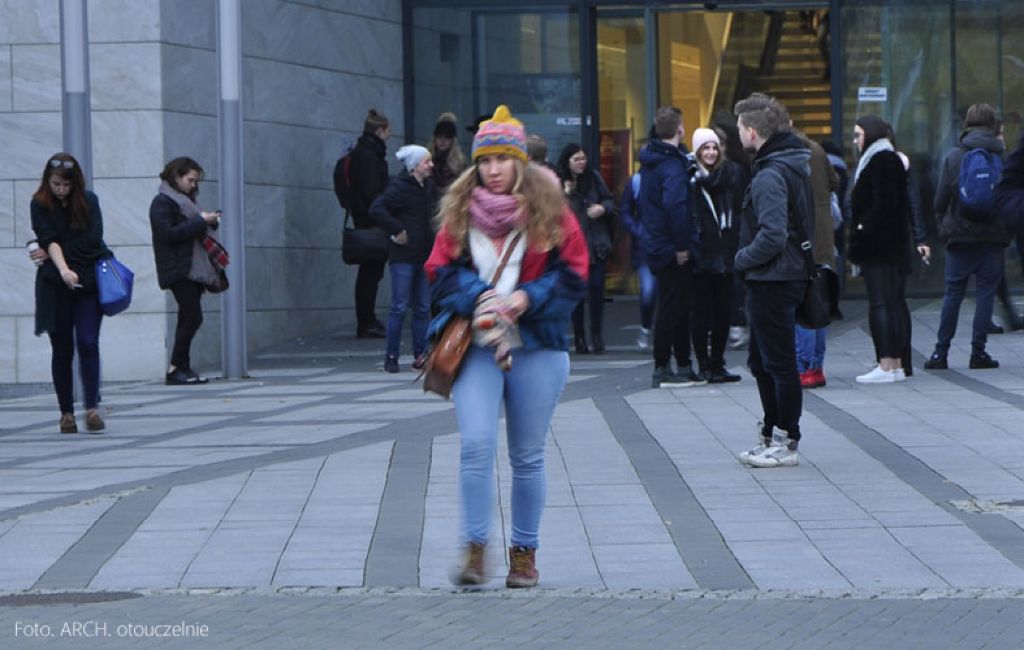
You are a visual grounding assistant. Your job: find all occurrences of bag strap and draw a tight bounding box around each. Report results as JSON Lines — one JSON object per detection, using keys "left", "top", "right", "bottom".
{"left": 781, "top": 172, "right": 818, "bottom": 279}
{"left": 489, "top": 232, "right": 524, "bottom": 285}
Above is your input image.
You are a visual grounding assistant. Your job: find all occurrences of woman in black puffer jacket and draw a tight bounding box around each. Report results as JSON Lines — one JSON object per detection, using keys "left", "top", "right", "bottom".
{"left": 149, "top": 157, "right": 221, "bottom": 385}
{"left": 557, "top": 143, "right": 615, "bottom": 353}
{"left": 848, "top": 115, "right": 911, "bottom": 384}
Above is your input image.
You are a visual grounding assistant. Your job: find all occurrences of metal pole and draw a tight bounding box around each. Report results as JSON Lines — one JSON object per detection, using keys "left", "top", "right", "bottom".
{"left": 59, "top": 0, "right": 93, "bottom": 187}
{"left": 217, "top": 0, "right": 247, "bottom": 378}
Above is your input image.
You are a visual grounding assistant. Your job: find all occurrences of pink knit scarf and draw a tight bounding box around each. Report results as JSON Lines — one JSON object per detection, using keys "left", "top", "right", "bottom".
{"left": 469, "top": 187, "right": 524, "bottom": 238}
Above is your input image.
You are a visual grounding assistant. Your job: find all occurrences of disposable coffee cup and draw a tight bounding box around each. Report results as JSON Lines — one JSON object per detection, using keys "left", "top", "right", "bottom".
{"left": 26, "top": 240, "right": 43, "bottom": 266}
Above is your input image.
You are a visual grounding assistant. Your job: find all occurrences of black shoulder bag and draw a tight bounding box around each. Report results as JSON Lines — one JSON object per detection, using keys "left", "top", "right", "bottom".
{"left": 788, "top": 180, "right": 832, "bottom": 330}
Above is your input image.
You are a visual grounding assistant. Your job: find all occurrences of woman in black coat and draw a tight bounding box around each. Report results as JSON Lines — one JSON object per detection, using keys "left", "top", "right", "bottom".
{"left": 557, "top": 143, "right": 615, "bottom": 353}
{"left": 30, "top": 153, "right": 113, "bottom": 433}
{"left": 149, "top": 157, "right": 221, "bottom": 385}
{"left": 848, "top": 115, "right": 911, "bottom": 384}
{"left": 369, "top": 145, "right": 439, "bottom": 373}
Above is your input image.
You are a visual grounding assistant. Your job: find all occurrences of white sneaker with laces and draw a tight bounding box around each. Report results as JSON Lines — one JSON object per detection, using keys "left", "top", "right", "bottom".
{"left": 856, "top": 366, "right": 898, "bottom": 384}
{"left": 748, "top": 444, "right": 800, "bottom": 468}
{"left": 894, "top": 368, "right": 907, "bottom": 382}
{"left": 738, "top": 426, "right": 785, "bottom": 466}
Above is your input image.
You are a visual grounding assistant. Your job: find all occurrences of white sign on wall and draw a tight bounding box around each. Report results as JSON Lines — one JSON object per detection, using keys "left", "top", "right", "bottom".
{"left": 858, "top": 87, "right": 888, "bottom": 102}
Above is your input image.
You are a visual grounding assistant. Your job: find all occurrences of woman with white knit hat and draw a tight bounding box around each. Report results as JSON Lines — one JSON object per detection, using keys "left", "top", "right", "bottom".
{"left": 369, "top": 144, "right": 438, "bottom": 373}
{"left": 691, "top": 127, "right": 745, "bottom": 383}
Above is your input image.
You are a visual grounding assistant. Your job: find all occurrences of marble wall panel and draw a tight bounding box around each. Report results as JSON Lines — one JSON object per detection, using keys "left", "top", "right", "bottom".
{"left": 14, "top": 316, "right": 52, "bottom": 382}
{"left": 160, "top": 44, "right": 217, "bottom": 116}
{"left": 242, "top": 0, "right": 402, "bottom": 79}
{"left": 243, "top": 184, "right": 286, "bottom": 248}
{"left": 0, "top": 317, "right": 14, "bottom": 382}
{"left": 158, "top": 0, "right": 215, "bottom": 50}
{"left": 88, "top": 0, "right": 160, "bottom": 43}
{"left": 247, "top": 306, "right": 347, "bottom": 350}
{"left": 0, "top": 46, "right": 12, "bottom": 111}
{"left": 0, "top": 249, "right": 39, "bottom": 318}
{"left": 92, "top": 178, "right": 162, "bottom": 247}
{"left": 92, "top": 312, "right": 168, "bottom": 381}
{"left": 161, "top": 112, "right": 218, "bottom": 181}
{"left": 288, "top": 0, "right": 400, "bottom": 22}
{"left": 11, "top": 45, "right": 61, "bottom": 112}
{"left": 90, "top": 110, "right": 165, "bottom": 179}
{"left": 0, "top": 181, "right": 13, "bottom": 247}
{"left": 89, "top": 43, "right": 162, "bottom": 110}
{"left": 0, "top": 114, "right": 61, "bottom": 179}
{"left": 244, "top": 247, "right": 349, "bottom": 312}
{"left": 242, "top": 185, "right": 341, "bottom": 250}
{"left": 244, "top": 56, "right": 403, "bottom": 133}
{"left": 0, "top": 0, "right": 60, "bottom": 44}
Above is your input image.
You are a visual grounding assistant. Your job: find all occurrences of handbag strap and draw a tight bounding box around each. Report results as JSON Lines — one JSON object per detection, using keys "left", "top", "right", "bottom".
{"left": 782, "top": 174, "right": 818, "bottom": 279}
{"left": 488, "top": 232, "right": 524, "bottom": 286}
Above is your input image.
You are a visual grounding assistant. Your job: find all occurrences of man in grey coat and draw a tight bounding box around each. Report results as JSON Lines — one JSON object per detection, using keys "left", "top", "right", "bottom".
{"left": 733, "top": 93, "right": 815, "bottom": 468}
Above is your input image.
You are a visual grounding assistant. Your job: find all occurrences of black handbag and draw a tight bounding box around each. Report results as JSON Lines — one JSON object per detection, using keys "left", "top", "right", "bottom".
{"left": 341, "top": 211, "right": 388, "bottom": 266}
{"left": 791, "top": 211, "right": 832, "bottom": 330}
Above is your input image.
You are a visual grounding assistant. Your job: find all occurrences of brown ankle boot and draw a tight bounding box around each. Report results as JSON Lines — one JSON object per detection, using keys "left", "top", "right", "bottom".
{"left": 506, "top": 545, "right": 538, "bottom": 588}
{"left": 59, "top": 413, "right": 77, "bottom": 434}
{"left": 85, "top": 410, "right": 105, "bottom": 433}
{"left": 451, "top": 542, "right": 486, "bottom": 586}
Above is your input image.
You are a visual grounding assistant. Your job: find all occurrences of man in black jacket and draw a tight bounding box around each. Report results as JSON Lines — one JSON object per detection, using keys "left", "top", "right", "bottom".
{"left": 343, "top": 109, "right": 392, "bottom": 338}
{"left": 733, "top": 93, "right": 814, "bottom": 469}
{"left": 995, "top": 133, "right": 1024, "bottom": 250}
{"left": 924, "top": 104, "right": 1009, "bottom": 371}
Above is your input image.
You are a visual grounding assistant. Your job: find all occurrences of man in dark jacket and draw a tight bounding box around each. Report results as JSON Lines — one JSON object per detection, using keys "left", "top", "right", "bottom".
{"left": 342, "top": 109, "right": 392, "bottom": 339}
{"left": 733, "top": 93, "right": 814, "bottom": 469}
{"left": 994, "top": 133, "right": 1024, "bottom": 258}
{"left": 639, "top": 106, "right": 703, "bottom": 388}
{"left": 924, "top": 103, "right": 1009, "bottom": 371}
{"left": 369, "top": 145, "right": 438, "bottom": 373}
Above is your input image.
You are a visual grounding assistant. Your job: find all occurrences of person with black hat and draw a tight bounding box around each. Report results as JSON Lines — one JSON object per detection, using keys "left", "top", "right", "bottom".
{"left": 429, "top": 112, "right": 466, "bottom": 191}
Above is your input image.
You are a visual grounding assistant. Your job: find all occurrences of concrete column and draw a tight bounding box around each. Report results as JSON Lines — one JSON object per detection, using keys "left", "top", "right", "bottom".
{"left": 217, "top": 0, "right": 247, "bottom": 378}
{"left": 60, "top": 0, "right": 93, "bottom": 187}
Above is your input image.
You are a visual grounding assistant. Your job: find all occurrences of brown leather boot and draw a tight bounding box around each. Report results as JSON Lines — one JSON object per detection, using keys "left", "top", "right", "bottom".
{"left": 451, "top": 542, "right": 486, "bottom": 586}
{"left": 59, "top": 413, "right": 77, "bottom": 434}
{"left": 85, "top": 410, "right": 105, "bottom": 433}
{"left": 505, "top": 545, "right": 538, "bottom": 588}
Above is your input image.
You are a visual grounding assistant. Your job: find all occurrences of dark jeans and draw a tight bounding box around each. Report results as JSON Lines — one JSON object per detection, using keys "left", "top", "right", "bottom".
{"left": 572, "top": 259, "right": 607, "bottom": 341}
{"left": 653, "top": 263, "right": 693, "bottom": 369}
{"left": 636, "top": 264, "right": 657, "bottom": 330}
{"left": 386, "top": 262, "right": 430, "bottom": 359}
{"left": 170, "top": 280, "right": 204, "bottom": 371}
{"left": 356, "top": 260, "right": 386, "bottom": 330}
{"left": 692, "top": 272, "right": 731, "bottom": 370}
{"left": 49, "top": 287, "right": 102, "bottom": 413}
{"left": 861, "top": 262, "right": 907, "bottom": 359}
{"left": 746, "top": 280, "right": 804, "bottom": 441}
{"left": 935, "top": 244, "right": 1004, "bottom": 355}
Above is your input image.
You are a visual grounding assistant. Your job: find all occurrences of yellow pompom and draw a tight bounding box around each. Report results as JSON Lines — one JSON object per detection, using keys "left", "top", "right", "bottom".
{"left": 492, "top": 105, "right": 513, "bottom": 123}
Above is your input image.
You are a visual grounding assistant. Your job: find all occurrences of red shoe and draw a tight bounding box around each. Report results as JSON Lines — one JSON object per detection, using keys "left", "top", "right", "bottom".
{"left": 800, "top": 370, "right": 817, "bottom": 389}
{"left": 814, "top": 368, "right": 827, "bottom": 388}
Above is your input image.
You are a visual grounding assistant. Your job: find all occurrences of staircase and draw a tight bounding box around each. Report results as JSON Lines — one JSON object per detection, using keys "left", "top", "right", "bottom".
{"left": 746, "top": 11, "right": 832, "bottom": 139}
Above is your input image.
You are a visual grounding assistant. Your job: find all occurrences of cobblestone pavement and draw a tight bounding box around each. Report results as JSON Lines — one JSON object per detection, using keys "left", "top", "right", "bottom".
{"left": 3, "top": 298, "right": 1024, "bottom": 648}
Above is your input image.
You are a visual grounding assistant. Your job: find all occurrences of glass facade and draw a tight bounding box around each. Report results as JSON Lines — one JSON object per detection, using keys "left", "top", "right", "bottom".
{"left": 407, "top": 0, "right": 1022, "bottom": 296}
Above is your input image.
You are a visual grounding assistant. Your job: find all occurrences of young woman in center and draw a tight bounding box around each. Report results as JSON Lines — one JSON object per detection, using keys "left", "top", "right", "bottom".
{"left": 425, "top": 105, "right": 589, "bottom": 589}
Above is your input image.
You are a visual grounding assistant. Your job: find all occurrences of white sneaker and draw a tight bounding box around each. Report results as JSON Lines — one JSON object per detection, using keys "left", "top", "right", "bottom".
{"left": 636, "top": 327, "right": 651, "bottom": 352}
{"left": 728, "top": 326, "right": 748, "bottom": 349}
{"left": 894, "top": 368, "right": 907, "bottom": 382}
{"left": 748, "top": 444, "right": 800, "bottom": 468}
{"left": 738, "top": 425, "right": 784, "bottom": 466}
{"left": 856, "top": 366, "right": 898, "bottom": 384}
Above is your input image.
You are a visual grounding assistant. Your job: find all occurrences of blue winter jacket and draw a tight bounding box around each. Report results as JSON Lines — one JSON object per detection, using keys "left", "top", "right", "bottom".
{"left": 637, "top": 140, "right": 699, "bottom": 272}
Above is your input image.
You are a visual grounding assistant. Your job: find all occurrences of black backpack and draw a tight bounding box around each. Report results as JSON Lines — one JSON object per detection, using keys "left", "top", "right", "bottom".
{"left": 333, "top": 148, "right": 355, "bottom": 212}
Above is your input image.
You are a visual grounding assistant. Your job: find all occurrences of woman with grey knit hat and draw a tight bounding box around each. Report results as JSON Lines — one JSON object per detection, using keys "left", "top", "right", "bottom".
{"left": 369, "top": 145, "right": 439, "bottom": 373}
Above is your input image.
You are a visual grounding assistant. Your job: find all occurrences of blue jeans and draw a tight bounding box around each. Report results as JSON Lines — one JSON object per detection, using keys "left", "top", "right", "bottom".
{"left": 637, "top": 264, "right": 657, "bottom": 330}
{"left": 452, "top": 346, "right": 569, "bottom": 548}
{"left": 49, "top": 287, "right": 103, "bottom": 413}
{"left": 747, "top": 280, "right": 804, "bottom": 441}
{"left": 935, "top": 244, "right": 1004, "bottom": 355}
{"left": 794, "top": 326, "right": 826, "bottom": 373}
{"left": 385, "top": 263, "right": 429, "bottom": 359}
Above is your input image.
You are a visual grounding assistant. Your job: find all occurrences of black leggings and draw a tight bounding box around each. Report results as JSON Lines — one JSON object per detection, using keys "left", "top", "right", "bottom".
{"left": 692, "top": 272, "right": 731, "bottom": 370}
{"left": 861, "top": 262, "right": 906, "bottom": 359}
{"left": 170, "top": 280, "right": 204, "bottom": 370}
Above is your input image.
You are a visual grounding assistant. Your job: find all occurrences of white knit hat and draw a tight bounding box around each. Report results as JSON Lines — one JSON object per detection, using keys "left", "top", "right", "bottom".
{"left": 396, "top": 145, "right": 431, "bottom": 172}
{"left": 691, "top": 128, "right": 721, "bottom": 155}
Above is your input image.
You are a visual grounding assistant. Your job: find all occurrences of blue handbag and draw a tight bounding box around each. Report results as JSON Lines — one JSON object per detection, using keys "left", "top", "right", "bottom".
{"left": 95, "top": 256, "right": 134, "bottom": 316}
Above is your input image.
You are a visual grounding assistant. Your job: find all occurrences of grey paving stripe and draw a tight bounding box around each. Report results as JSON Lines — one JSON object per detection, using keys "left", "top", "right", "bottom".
{"left": 805, "top": 393, "right": 1024, "bottom": 570}
{"left": 594, "top": 392, "right": 755, "bottom": 591}
{"left": 32, "top": 486, "right": 170, "bottom": 590}
{"left": 364, "top": 437, "right": 431, "bottom": 587}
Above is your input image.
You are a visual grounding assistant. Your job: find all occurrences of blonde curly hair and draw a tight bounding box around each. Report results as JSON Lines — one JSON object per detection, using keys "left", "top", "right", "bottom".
{"left": 436, "top": 159, "right": 566, "bottom": 256}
